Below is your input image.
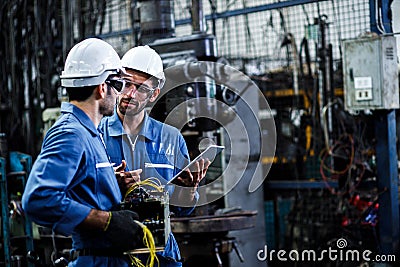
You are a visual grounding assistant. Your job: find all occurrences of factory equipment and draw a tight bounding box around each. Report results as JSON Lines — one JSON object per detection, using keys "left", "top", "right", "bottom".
{"left": 133, "top": 0, "right": 176, "bottom": 44}
{"left": 251, "top": 6, "right": 399, "bottom": 263}
{"left": 130, "top": 1, "right": 270, "bottom": 266}
{"left": 120, "top": 187, "right": 170, "bottom": 251}
{"left": 1, "top": 152, "right": 34, "bottom": 267}
{"left": 137, "top": 0, "right": 232, "bottom": 201}
{"left": 342, "top": 35, "right": 399, "bottom": 111}
{"left": 4, "top": 0, "right": 397, "bottom": 266}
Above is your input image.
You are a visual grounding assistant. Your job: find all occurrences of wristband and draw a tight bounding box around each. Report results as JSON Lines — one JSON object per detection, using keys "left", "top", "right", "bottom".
{"left": 103, "top": 211, "right": 112, "bottom": 231}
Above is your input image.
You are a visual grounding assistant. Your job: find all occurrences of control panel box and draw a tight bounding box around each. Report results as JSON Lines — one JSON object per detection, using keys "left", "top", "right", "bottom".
{"left": 342, "top": 35, "right": 399, "bottom": 110}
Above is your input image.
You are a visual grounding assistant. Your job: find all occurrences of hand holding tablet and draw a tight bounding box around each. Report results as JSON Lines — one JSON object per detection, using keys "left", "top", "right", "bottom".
{"left": 167, "top": 145, "right": 225, "bottom": 185}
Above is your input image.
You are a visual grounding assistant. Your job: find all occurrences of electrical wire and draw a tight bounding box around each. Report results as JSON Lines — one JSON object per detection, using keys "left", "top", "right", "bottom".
{"left": 321, "top": 100, "right": 336, "bottom": 152}
{"left": 128, "top": 220, "right": 159, "bottom": 267}
{"left": 319, "top": 134, "right": 354, "bottom": 175}
{"left": 124, "top": 178, "right": 163, "bottom": 267}
{"left": 375, "top": 0, "right": 386, "bottom": 34}
{"left": 124, "top": 177, "right": 164, "bottom": 200}
{"left": 319, "top": 132, "right": 372, "bottom": 197}
{"left": 50, "top": 230, "right": 59, "bottom": 265}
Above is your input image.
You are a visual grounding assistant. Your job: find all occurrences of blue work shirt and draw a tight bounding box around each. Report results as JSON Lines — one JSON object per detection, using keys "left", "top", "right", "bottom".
{"left": 98, "top": 110, "right": 198, "bottom": 214}
{"left": 98, "top": 110, "right": 197, "bottom": 266}
{"left": 22, "top": 102, "right": 131, "bottom": 266}
{"left": 98, "top": 111, "right": 188, "bottom": 184}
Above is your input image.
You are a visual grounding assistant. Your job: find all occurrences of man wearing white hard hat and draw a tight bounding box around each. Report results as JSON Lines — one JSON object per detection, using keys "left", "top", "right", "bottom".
{"left": 22, "top": 38, "right": 146, "bottom": 266}
{"left": 99, "top": 45, "right": 210, "bottom": 266}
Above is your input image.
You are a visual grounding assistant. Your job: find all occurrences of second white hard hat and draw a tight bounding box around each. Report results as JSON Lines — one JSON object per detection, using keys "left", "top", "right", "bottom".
{"left": 60, "top": 38, "right": 123, "bottom": 87}
{"left": 121, "top": 45, "right": 165, "bottom": 88}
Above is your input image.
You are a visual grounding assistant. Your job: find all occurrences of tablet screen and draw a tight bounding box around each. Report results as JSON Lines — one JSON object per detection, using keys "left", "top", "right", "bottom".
{"left": 166, "top": 145, "right": 225, "bottom": 185}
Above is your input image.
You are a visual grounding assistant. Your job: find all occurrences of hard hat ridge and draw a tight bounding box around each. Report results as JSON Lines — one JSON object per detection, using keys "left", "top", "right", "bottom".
{"left": 121, "top": 45, "right": 165, "bottom": 88}
{"left": 60, "top": 38, "right": 122, "bottom": 88}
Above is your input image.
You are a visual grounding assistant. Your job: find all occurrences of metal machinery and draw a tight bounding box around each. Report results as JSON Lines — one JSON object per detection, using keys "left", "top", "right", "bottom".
{"left": 120, "top": 189, "right": 171, "bottom": 251}
{"left": 132, "top": 1, "right": 265, "bottom": 266}
{"left": 258, "top": 1, "right": 400, "bottom": 264}
{"left": 2, "top": 0, "right": 398, "bottom": 266}
{"left": 1, "top": 139, "right": 35, "bottom": 267}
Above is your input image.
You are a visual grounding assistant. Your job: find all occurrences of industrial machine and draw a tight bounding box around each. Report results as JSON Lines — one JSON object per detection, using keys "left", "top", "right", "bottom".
{"left": 5, "top": 0, "right": 397, "bottom": 266}
{"left": 135, "top": 0, "right": 231, "bottom": 207}
{"left": 120, "top": 187, "right": 170, "bottom": 251}
{"left": 131, "top": 1, "right": 268, "bottom": 266}
{"left": 342, "top": 35, "right": 399, "bottom": 111}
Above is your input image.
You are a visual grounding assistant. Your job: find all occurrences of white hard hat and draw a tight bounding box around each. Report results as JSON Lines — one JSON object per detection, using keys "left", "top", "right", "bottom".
{"left": 121, "top": 45, "right": 165, "bottom": 88}
{"left": 60, "top": 38, "right": 122, "bottom": 87}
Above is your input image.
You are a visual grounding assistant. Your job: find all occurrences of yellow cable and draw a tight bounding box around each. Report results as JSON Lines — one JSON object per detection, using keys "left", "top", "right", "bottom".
{"left": 124, "top": 178, "right": 163, "bottom": 200}
{"left": 124, "top": 177, "right": 164, "bottom": 266}
{"left": 129, "top": 220, "right": 159, "bottom": 267}
{"left": 129, "top": 255, "right": 145, "bottom": 267}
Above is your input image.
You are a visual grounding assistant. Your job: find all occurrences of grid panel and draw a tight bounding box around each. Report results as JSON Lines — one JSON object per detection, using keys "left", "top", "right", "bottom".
{"left": 100, "top": 1, "right": 133, "bottom": 54}
{"left": 95, "top": 0, "right": 370, "bottom": 73}
{"left": 173, "top": 0, "right": 370, "bottom": 74}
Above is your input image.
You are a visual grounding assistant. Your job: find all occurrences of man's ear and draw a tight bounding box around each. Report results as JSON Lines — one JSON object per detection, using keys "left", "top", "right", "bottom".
{"left": 148, "top": 88, "right": 160, "bottom": 102}
{"left": 96, "top": 83, "right": 106, "bottom": 99}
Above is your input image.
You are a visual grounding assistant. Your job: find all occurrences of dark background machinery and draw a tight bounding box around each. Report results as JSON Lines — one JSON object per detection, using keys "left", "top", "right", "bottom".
{"left": 133, "top": 2, "right": 265, "bottom": 266}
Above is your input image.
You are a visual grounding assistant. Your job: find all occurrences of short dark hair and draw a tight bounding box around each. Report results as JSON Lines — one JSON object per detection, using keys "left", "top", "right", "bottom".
{"left": 66, "top": 85, "right": 97, "bottom": 101}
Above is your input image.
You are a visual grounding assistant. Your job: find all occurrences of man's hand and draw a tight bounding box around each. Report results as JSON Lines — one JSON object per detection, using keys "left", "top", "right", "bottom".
{"left": 170, "top": 158, "right": 210, "bottom": 205}
{"left": 79, "top": 209, "right": 143, "bottom": 251}
{"left": 114, "top": 160, "right": 142, "bottom": 190}
{"left": 175, "top": 158, "right": 211, "bottom": 188}
{"left": 104, "top": 210, "right": 144, "bottom": 251}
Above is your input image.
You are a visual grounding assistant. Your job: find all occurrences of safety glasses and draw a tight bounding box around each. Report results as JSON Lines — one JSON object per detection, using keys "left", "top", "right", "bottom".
{"left": 120, "top": 79, "right": 156, "bottom": 101}
{"left": 105, "top": 78, "right": 125, "bottom": 92}
{"left": 121, "top": 80, "right": 155, "bottom": 94}
{"left": 105, "top": 78, "right": 156, "bottom": 100}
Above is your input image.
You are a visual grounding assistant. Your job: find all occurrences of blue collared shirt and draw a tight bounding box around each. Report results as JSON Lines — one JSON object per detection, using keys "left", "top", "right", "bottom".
{"left": 98, "top": 110, "right": 198, "bottom": 216}
{"left": 99, "top": 111, "right": 189, "bottom": 183}
{"left": 22, "top": 102, "right": 121, "bottom": 248}
{"left": 99, "top": 110, "right": 195, "bottom": 266}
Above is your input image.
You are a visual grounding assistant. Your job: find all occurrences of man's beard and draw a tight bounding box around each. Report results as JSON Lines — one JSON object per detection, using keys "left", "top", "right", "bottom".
{"left": 118, "top": 97, "right": 148, "bottom": 117}
{"left": 100, "top": 87, "right": 116, "bottom": 117}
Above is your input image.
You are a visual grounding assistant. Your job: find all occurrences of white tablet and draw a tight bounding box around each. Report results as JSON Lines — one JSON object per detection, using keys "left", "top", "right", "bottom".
{"left": 166, "top": 145, "right": 225, "bottom": 185}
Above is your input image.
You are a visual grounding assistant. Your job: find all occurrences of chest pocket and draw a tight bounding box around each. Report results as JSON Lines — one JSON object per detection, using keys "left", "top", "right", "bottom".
{"left": 144, "top": 153, "right": 175, "bottom": 182}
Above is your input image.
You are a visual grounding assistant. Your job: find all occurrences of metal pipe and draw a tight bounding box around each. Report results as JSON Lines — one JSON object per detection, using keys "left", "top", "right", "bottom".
{"left": 191, "top": 0, "right": 206, "bottom": 33}
{"left": 98, "top": 0, "right": 329, "bottom": 39}
{"left": 177, "top": 0, "right": 327, "bottom": 26}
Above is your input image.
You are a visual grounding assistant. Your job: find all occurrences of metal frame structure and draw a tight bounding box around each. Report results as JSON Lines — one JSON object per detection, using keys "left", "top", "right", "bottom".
{"left": 96, "top": 0, "right": 400, "bottom": 258}
{"left": 370, "top": 0, "right": 399, "bottom": 256}
{"left": 1, "top": 157, "right": 11, "bottom": 266}
{"left": 175, "top": 0, "right": 328, "bottom": 25}
{"left": 1, "top": 153, "right": 34, "bottom": 267}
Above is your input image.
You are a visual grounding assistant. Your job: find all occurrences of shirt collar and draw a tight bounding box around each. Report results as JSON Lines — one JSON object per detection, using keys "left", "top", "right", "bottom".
{"left": 107, "top": 106, "right": 125, "bottom": 137}
{"left": 139, "top": 112, "right": 157, "bottom": 141}
{"left": 107, "top": 108, "right": 157, "bottom": 141}
{"left": 60, "top": 102, "right": 98, "bottom": 136}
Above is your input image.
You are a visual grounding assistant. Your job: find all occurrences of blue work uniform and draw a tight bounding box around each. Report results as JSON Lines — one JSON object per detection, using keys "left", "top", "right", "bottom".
{"left": 22, "top": 102, "right": 130, "bottom": 266}
{"left": 99, "top": 111, "right": 198, "bottom": 267}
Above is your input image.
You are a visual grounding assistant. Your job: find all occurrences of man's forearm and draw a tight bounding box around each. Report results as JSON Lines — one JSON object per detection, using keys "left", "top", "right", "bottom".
{"left": 79, "top": 209, "right": 110, "bottom": 231}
